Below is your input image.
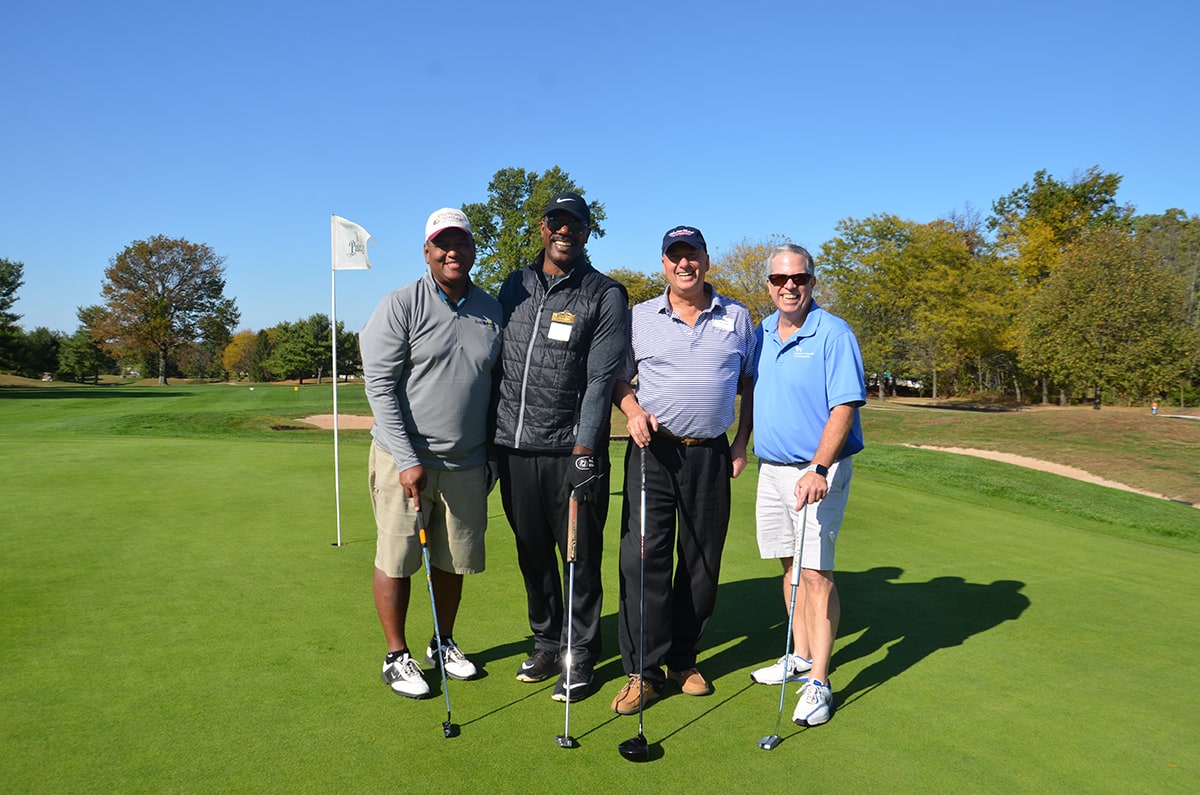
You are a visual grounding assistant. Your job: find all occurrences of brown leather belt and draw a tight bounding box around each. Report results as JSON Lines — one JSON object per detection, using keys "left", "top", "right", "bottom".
{"left": 657, "top": 429, "right": 716, "bottom": 447}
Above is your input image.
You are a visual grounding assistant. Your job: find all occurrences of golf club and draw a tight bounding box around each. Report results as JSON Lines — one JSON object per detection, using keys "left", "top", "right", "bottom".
{"left": 416, "top": 505, "right": 459, "bottom": 739}
{"left": 758, "top": 500, "right": 808, "bottom": 751}
{"left": 618, "top": 444, "right": 651, "bottom": 762}
{"left": 555, "top": 492, "right": 580, "bottom": 749}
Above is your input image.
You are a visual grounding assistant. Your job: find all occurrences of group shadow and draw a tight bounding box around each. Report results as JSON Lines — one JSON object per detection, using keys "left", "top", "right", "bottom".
{"left": 682, "top": 567, "right": 1031, "bottom": 709}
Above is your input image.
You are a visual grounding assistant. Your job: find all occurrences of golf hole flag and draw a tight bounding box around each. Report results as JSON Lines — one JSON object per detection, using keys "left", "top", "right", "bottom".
{"left": 328, "top": 213, "right": 373, "bottom": 548}
{"left": 331, "top": 215, "right": 373, "bottom": 270}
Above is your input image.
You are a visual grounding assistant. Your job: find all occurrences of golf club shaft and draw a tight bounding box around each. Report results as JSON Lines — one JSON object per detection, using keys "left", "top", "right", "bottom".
{"left": 417, "top": 509, "right": 453, "bottom": 727}
{"left": 561, "top": 494, "right": 578, "bottom": 743}
{"left": 773, "top": 502, "right": 807, "bottom": 738}
{"left": 637, "top": 444, "right": 647, "bottom": 736}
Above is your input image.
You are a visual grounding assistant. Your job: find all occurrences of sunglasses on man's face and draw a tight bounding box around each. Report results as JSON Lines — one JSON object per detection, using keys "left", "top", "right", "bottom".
{"left": 767, "top": 272, "right": 814, "bottom": 287}
{"left": 544, "top": 215, "right": 588, "bottom": 233}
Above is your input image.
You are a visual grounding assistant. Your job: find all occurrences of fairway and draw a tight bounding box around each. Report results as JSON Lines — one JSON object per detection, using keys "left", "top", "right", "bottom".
{"left": 2, "top": 384, "right": 1197, "bottom": 793}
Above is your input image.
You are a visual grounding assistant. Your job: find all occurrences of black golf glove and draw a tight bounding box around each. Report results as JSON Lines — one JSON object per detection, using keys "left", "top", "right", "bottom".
{"left": 565, "top": 454, "right": 601, "bottom": 502}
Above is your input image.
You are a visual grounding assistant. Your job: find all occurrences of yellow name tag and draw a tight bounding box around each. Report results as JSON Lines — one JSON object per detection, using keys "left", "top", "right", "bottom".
{"left": 551, "top": 311, "right": 576, "bottom": 324}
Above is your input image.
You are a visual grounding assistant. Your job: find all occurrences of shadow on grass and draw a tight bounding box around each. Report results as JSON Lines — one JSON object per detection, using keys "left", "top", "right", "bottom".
{"left": 834, "top": 568, "right": 1030, "bottom": 708}
{"left": 0, "top": 386, "right": 191, "bottom": 399}
{"left": 702, "top": 569, "right": 1029, "bottom": 709}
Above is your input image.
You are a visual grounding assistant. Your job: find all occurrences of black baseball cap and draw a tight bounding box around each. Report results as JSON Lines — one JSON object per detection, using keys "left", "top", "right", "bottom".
{"left": 544, "top": 191, "right": 591, "bottom": 224}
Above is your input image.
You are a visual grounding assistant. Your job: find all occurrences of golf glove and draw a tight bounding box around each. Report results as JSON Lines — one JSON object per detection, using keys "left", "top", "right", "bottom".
{"left": 566, "top": 454, "right": 601, "bottom": 502}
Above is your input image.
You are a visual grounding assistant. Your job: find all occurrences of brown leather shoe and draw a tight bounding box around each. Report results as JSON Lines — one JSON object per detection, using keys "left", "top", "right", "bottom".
{"left": 611, "top": 674, "right": 660, "bottom": 715}
{"left": 667, "top": 666, "right": 712, "bottom": 696}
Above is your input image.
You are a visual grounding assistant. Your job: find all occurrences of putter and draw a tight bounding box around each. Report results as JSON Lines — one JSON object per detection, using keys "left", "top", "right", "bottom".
{"left": 618, "top": 444, "right": 651, "bottom": 762}
{"left": 758, "top": 501, "right": 808, "bottom": 751}
{"left": 416, "top": 506, "right": 459, "bottom": 739}
{"left": 555, "top": 493, "right": 580, "bottom": 749}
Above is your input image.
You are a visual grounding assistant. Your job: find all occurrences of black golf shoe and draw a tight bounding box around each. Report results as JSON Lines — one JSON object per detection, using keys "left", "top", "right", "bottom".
{"left": 515, "top": 649, "right": 560, "bottom": 682}
{"left": 551, "top": 660, "right": 593, "bottom": 702}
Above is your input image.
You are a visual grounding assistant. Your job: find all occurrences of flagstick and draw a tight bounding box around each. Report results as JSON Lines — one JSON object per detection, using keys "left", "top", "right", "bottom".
{"left": 331, "top": 266, "right": 344, "bottom": 548}
{"left": 331, "top": 220, "right": 345, "bottom": 552}
{"left": 329, "top": 214, "right": 371, "bottom": 549}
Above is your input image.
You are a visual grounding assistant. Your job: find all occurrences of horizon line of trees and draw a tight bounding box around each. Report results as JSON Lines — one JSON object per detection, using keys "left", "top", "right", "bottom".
{"left": 3, "top": 165, "right": 1198, "bottom": 405}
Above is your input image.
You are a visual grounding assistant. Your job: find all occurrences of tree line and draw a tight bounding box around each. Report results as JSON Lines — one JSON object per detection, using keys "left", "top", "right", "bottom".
{"left": 3, "top": 165, "right": 1197, "bottom": 404}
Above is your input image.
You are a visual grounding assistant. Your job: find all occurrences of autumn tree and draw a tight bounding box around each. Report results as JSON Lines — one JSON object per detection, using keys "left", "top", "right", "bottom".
{"left": 95, "top": 235, "right": 240, "bottom": 385}
{"left": 223, "top": 330, "right": 258, "bottom": 380}
{"left": 1020, "top": 227, "right": 1197, "bottom": 403}
{"left": 708, "top": 237, "right": 789, "bottom": 326}
{"left": 821, "top": 214, "right": 1006, "bottom": 399}
{"left": 462, "top": 166, "right": 606, "bottom": 294}
{"left": 988, "top": 167, "right": 1133, "bottom": 403}
{"left": 608, "top": 268, "right": 668, "bottom": 307}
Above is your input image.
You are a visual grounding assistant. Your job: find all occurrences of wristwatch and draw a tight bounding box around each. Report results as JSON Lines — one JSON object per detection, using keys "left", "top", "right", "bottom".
{"left": 809, "top": 463, "right": 829, "bottom": 478}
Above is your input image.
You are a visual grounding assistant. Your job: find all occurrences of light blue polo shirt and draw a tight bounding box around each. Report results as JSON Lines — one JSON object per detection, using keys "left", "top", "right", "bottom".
{"left": 753, "top": 303, "right": 866, "bottom": 465}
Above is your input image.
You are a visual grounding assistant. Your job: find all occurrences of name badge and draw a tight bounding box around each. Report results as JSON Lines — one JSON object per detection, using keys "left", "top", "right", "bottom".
{"left": 549, "top": 310, "right": 575, "bottom": 342}
{"left": 713, "top": 316, "right": 734, "bottom": 332}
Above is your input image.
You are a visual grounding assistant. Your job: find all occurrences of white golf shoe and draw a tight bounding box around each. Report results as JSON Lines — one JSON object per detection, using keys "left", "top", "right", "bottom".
{"left": 750, "top": 653, "right": 812, "bottom": 685}
{"left": 425, "top": 637, "right": 478, "bottom": 680}
{"left": 382, "top": 652, "right": 431, "bottom": 699}
{"left": 792, "top": 678, "right": 833, "bottom": 726}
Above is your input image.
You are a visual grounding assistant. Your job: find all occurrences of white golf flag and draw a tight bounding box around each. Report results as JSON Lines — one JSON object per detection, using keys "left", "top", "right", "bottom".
{"left": 331, "top": 214, "right": 373, "bottom": 270}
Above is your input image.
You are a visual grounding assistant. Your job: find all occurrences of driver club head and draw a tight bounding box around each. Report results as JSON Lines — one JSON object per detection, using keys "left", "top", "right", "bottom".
{"left": 757, "top": 734, "right": 782, "bottom": 751}
{"left": 618, "top": 733, "right": 649, "bottom": 762}
{"left": 442, "top": 722, "right": 459, "bottom": 739}
{"left": 555, "top": 734, "right": 578, "bottom": 749}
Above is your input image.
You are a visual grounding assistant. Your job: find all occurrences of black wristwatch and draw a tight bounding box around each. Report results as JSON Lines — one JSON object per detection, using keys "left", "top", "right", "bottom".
{"left": 810, "top": 463, "right": 829, "bottom": 478}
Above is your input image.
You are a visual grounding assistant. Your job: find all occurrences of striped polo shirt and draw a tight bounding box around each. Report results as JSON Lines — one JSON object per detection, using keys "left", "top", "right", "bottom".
{"left": 619, "top": 286, "right": 757, "bottom": 439}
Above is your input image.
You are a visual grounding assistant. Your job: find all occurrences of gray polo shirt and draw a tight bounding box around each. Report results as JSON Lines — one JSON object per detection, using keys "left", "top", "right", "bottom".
{"left": 361, "top": 270, "right": 502, "bottom": 472}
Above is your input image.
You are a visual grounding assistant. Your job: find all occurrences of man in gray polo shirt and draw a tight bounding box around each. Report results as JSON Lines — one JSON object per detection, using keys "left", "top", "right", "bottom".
{"left": 361, "top": 207, "right": 502, "bottom": 699}
{"left": 609, "top": 224, "right": 756, "bottom": 715}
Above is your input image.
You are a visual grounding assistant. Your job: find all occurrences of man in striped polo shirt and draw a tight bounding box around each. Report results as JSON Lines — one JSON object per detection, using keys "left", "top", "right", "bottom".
{"left": 609, "top": 225, "right": 757, "bottom": 715}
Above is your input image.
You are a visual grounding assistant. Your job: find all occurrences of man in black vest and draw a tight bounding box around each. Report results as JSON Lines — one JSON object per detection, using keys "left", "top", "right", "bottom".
{"left": 492, "top": 191, "right": 629, "bottom": 703}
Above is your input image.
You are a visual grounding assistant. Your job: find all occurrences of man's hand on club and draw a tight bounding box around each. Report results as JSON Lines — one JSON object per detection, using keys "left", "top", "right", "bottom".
{"left": 566, "top": 453, "right": 601, "bottom": 502}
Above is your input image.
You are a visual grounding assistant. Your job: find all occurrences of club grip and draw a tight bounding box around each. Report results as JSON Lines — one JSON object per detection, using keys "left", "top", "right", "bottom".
{"left": 566, "top": 494, "right": 578, "bottom": 563}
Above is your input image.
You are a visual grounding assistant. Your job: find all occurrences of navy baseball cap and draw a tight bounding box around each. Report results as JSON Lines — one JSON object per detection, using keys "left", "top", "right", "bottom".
{"left": 662, "top": 225, "right": 707, "bottom": 254}
{"left": 544, "top": 191, "right": 591, "bottom": 224}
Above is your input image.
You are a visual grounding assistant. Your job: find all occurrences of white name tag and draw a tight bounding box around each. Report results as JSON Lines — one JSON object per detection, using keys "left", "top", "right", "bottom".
{"left": 549, "top": 311, "right": 574, "bottom": 341}
{"left": 713, "top": 316, "right": 734, "bottom": 332}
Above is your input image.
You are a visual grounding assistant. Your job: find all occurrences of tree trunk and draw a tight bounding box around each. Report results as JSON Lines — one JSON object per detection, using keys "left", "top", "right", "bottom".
{"left": 878, "top": 373, "right": 885, "bottom": 401}
{"left": 158, "top": 348, "right": 168, "bottom": 385}
{"left": 1041, "top": 377, "right": 1050, "bottom": 405}
{"left": 1013, "top": 375, "right": 1022, "bottom": 405}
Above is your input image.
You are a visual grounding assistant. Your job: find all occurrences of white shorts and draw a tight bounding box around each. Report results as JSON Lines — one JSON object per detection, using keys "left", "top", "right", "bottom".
{"left": 754, "top": 458, "right": 853, "bottom": 571}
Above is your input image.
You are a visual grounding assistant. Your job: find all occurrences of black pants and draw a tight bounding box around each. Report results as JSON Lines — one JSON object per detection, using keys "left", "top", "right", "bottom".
{"left": 618, "top": 434, "right": 731, "bottom": 688}
{"left": 497, "top": 448, "right": 609, "bottom": 664}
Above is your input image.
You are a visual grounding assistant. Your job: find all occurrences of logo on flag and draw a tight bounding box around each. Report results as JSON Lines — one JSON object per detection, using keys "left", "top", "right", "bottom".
{"left": 331, "top": 215, "right": 373, "bottom": 270}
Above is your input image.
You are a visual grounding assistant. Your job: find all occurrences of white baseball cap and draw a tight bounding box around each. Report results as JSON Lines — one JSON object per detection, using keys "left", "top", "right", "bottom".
{"left": 425, "top": 208, "right": 472, "bottom": 241}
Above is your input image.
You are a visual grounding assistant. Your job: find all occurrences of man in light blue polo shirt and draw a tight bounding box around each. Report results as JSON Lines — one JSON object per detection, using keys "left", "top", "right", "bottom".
{"left": 749, "top": 243, "right": 865, "bottom": 729}
{"left": 609, "top": 225, "right": 756, "bottom": 715}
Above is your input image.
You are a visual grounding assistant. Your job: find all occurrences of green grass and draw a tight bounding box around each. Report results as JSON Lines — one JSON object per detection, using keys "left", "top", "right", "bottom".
{"left": 2, "top": 384, "right": 1197, "bottom": 792}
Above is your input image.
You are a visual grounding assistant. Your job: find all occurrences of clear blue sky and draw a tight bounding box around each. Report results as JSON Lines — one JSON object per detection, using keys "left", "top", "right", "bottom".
{"left": 3, "top": 1, "right": 1198, "bottom": 336}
